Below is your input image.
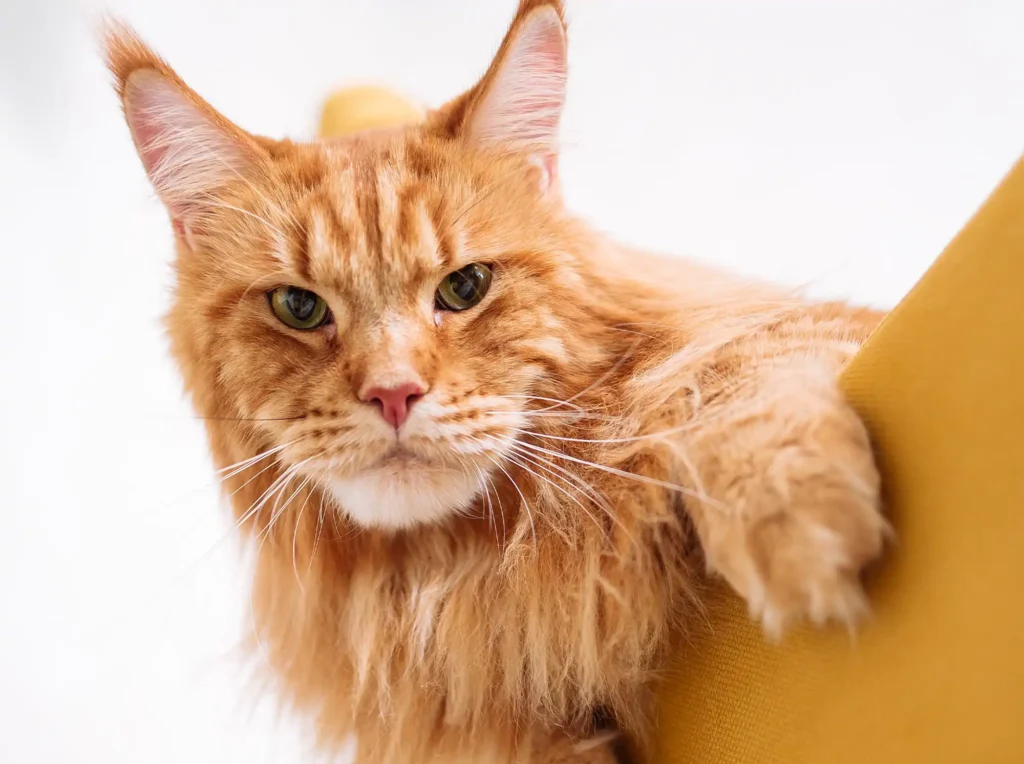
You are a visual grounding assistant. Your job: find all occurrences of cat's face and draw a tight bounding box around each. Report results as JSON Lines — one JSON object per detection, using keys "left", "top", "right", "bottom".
{"left": 176, "top": 137, "right": 584, "bottom": 529}
{"left": 107, "top": 4, "right": 605, "bottom": 528}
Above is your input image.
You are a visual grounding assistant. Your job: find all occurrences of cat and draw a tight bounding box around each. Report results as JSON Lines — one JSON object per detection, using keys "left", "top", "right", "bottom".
{"left": 104, "top": 1, "right": 888, "bottom": 761}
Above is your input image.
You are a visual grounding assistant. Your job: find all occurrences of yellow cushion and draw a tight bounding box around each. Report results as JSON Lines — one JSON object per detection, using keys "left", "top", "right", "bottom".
{"left": 652, "top": 157, "right": 1024, "bottom": 763}
{"left": 318, "top": 85, "right": 423, "bottom": 139}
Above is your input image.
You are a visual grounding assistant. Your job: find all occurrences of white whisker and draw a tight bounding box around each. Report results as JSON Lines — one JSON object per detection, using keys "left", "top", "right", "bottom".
{"left": 237, "top": 460, "right": 306, "bottom": 532}
{"left": 228, "top": 458, "right": 282, "bottom": 499}
{"left": 506, "top": 437, "right": 730, "bottom": 512}
{"left": 291, "top": 468, "right": 325, "bottom": 595}
{"left": 256, "top": 461, "right": 317, "bottom": 545}
{"left": 247, "top": 459, "right": 318, "bottom": 667}
{"left": 529, "top": 338, "right": 642, "bottom": 414}
{"left": 488, "top": 469, "right": 507, "bottom": 542}
{"left": 502, "top": 439, "right": 627, "bottom": 532}
{"left": 309, "top": 480, "right": 328, "bottom": 573}
{"left": 494, "top": 436, "right": 638, "bottom": 545}
{"left": 476, "top": 465, "right": 500, "bottom": 545}
{"left": 467, "top": 436, "right": 537, "bottom": 549}
{"left": 494, "top": 394, "right": 590, "bottom": 413}
{"left": 501, "top": 448, "right": 605, "bottom": 536}
{"left": 509, "top": 421, "right": 702, "bottom": 446}
{"left": 215, "top": 441, "right": 292, "bottom": 477}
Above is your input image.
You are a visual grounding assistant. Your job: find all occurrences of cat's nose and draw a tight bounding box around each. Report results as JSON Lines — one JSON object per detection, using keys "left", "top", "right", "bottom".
{"left": 360, "top": 382, "right": 427, "bottom": 430}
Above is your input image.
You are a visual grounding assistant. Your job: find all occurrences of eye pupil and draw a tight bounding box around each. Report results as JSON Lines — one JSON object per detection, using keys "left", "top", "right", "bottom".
{"left": 268, "top": 286, "right": 329, "bottom": 330}
{"left": 436, "top": 263, "right": 493, "bottom": 311}
{"left": 286, "top": 288, "right": 316, "bottom": 321}
{"left": 451, "top": 271, "right": 479, "bottom": 302}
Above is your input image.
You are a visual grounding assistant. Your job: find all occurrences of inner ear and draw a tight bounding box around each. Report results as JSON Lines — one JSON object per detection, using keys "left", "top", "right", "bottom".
{"left": 104, "top": 22, "right": 266, "bottom": 225}
{"left": 430, "top": 2, "right": 568, "bottom": 181}
{"left": 123, "top": 70, "right": 261, "bottom": 222}
{"left": 465, "top": 4, "right": 566, "bottom": 153}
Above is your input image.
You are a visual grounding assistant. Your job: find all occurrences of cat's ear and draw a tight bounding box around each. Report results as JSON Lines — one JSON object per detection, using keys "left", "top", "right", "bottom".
{"left": 103, "top": 21, "right": 266, "bottom": 230}
{"left": 432, "top": 1, "right": 567, "bottom": 191}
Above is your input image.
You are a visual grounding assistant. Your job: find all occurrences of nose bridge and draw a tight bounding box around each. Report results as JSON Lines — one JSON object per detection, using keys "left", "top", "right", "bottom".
{"left": 356, "top": 309, "right": 432, "bottom": 396}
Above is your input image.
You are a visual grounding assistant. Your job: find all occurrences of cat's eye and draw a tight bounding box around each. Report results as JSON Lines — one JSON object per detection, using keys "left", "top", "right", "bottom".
{"left": 435, "top": 263, "right": 493, "bottom": 312}
{"left": 268, "top": 286, "right": 331, "bottom": 330}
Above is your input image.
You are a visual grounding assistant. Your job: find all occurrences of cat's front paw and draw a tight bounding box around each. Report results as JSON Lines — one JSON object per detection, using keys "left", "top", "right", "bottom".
{"left": 697, "top": 382, "right": 888, "bottom": 638}
{"left": 736, "top": 501, "right": 882, "bottom": 638}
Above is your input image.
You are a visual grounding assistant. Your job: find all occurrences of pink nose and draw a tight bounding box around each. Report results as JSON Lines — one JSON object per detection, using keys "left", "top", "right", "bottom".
{"left": 361, "top": 382, "right": 426, "bottom": 429}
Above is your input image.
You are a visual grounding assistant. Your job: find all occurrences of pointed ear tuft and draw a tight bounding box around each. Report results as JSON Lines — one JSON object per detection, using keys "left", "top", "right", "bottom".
{"left": 102, "top": 20, "right": 263, "bottom": 222}
{"left": 431, "top": 1, "right": 567, "bottom": 166}
{"left": 101, "top": 18, "right": 167, "bottom": 99}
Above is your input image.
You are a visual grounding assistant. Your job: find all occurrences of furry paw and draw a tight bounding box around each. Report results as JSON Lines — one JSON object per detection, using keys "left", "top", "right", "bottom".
{"left": 738, "top": 507, "right": 880, "bottom": 638}
{"left": 695, "top": 373, "right": 888, "bottom": 638}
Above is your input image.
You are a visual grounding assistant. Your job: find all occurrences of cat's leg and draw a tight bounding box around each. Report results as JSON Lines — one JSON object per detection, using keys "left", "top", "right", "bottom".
{"left": 679, "top": 319, "right": 888, "bottom": 637}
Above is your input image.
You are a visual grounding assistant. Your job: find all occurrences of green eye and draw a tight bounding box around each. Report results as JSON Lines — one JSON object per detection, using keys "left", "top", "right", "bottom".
{"left": 268, "top": 286, "right": 330, "bottom": 330}
{"left": 435, "top": 263, "right": 493, "bottom": 311}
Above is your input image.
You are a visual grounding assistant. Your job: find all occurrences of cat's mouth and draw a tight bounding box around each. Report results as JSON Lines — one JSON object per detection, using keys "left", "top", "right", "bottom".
{"left": 377, "top": 445, "right": 423, "bottom": 468}
{"left": 325, "top": 442, "right": 487, "bottom": 529}
{"left": 302, "top": 441, "right": 447, "bottom": 477}
{"left": 365, "top": 441, "right": 460, "bottom": 473}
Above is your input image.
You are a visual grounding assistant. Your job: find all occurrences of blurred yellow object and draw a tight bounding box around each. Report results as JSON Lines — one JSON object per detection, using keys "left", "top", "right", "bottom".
{"left": 652, "top": 157, "right": 1024, "bottom": 762}
{"left": 317, "top": 85, "right": 423, "bottom": 139}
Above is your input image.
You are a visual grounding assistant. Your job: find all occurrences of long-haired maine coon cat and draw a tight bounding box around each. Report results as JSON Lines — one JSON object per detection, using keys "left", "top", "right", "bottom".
{"left": 106, "top": 1, "right": 888, "bottom": 761}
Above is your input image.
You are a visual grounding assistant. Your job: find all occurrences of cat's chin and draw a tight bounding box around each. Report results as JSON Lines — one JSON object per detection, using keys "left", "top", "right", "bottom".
{"left": 325, "top": 460, "right": 486, "bottom": 530}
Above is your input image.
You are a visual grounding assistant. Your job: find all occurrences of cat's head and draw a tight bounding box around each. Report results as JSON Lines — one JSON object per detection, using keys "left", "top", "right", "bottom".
{"left": 107, "top": 1, "right": 624, "bottom": 530}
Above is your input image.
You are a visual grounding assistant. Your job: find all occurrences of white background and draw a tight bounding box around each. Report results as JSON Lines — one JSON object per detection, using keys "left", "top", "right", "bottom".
{"left": 2, "top": 1, "right": 1023, "bottom": 762}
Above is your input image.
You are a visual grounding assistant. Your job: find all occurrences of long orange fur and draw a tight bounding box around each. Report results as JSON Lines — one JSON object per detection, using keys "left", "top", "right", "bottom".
{"left": 105, "top": 3, "right": 888, "bottom": 761}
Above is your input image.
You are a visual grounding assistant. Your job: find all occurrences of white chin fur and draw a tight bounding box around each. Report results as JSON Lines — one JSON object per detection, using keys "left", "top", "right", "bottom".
{"left": 327, "top": 465, "right": 485, "bottom": 530}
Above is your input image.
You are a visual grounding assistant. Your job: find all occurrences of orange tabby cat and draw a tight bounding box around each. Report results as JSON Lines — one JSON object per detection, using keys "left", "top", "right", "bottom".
{"left": 105, "top": 2, "right": 887, "bottom": 761}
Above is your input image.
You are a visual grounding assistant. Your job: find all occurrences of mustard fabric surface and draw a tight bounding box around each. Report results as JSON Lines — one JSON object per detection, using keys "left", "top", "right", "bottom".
{"left": 652, "top": 157, "right": 1024, "bottom": 763}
